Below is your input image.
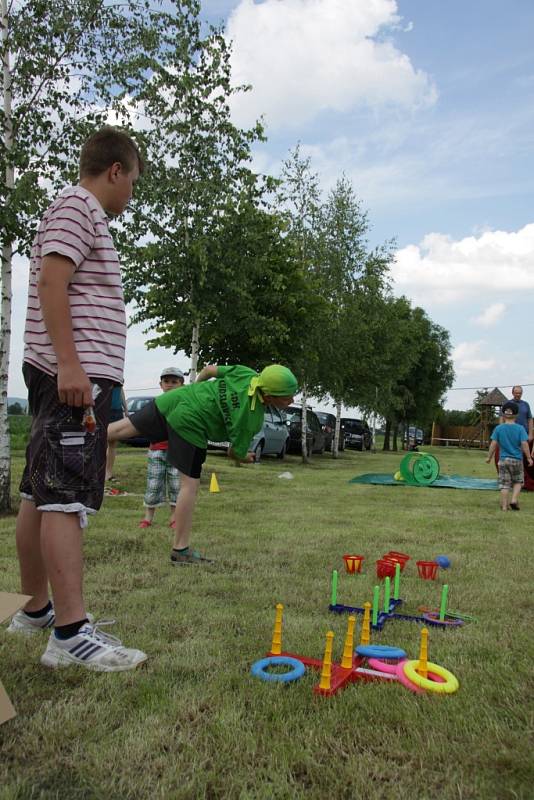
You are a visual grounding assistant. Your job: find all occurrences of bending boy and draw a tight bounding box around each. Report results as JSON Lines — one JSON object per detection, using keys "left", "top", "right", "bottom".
{"left": 108, "top": 364, "right": 297, "bottom": 563}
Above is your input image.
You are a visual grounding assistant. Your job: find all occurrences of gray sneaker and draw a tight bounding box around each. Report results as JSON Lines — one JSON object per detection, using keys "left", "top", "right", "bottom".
{"left": 7, "top": 606, "right": 55, "bottom": 635}
{"left": 40, "top": 620, "right": 147, "bottom": 672}
{"left": 7, "top": 608, "right": 94, "bottom": 636}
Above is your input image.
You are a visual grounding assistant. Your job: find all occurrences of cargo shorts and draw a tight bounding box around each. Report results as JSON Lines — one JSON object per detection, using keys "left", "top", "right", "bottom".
{"left": 19, "top": 363, "right": 114, "bottom": 527}
{"left": 497, "top": 457, "right": 524, "bottom": 490}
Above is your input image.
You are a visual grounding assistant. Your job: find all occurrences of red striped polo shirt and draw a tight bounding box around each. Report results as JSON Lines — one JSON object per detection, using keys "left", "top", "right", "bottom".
{"left": 23, "top": 186, "right": 127, "bottom": 383}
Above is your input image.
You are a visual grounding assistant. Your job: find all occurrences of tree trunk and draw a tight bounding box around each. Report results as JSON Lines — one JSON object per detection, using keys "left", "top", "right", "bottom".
{"left": 0, "top": 0, "right": 13, "bottom": 512}
{"left": 332, "top": 399, "right": 342, "bottom": 458}
{"left": 392, "top": 422, "right": 398, "bottom": 451}
{"left": 383, "top": 419, "right": 391, "bottom": 451}
{"left": 300, "top": 383, "right": 309, "bottom": 463}
{"left": 189, "top": 318, "right": 200, "bottom": 382}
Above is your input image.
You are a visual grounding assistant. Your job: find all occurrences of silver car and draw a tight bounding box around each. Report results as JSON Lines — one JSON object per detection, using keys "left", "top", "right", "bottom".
{"left": 250, "top": 406, "right": 289, "bottom": 461}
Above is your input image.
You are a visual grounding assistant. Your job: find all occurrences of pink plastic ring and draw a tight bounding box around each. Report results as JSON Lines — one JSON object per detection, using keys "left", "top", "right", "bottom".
{"left": 368, "top": 657, "right": 404, "bottom": 675}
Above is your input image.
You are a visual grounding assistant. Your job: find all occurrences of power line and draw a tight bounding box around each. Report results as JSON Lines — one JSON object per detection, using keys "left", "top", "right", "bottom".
{"left": 448, "top": 382, "right": 534, "bottom": 391}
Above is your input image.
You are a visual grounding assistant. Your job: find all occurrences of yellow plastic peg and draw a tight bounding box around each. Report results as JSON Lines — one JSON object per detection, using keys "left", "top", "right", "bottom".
{"left": 360, "top": 602, "right": 372, "bottom": 645}
{"left": 417, "top": 627, "right": 429, "bottom": 678}
{"left": 318, "top": 631, "right": 335, "bottom": 691}
{"left": 270, "top": 603, "right": 284, "bottom": 655}
{"left": 341, "top": 616, "right": 356, "bottom": 669}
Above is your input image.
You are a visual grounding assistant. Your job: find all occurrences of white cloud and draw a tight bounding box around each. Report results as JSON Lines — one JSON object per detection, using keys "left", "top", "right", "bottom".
{"left": 452, "top": 341, "right": 497, "bottom": 375}
{"left": 227, "top": 0, "right": 436, "bottom": 130}
{"left": 392, "top": 223, "right": 534, "bottom": 305}
{"left": 472, "top": 303, "right": 506, "bottom": 327}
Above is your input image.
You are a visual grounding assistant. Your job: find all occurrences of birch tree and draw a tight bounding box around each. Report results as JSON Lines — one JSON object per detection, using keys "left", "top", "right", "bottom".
{"left": 278, "top": 145, "right": 326, "bottom": 463}
{"left": 315, "top": 176, "right": 392, "bottom": 457}
{"left": 0, "top": 0, "right": 196, "bottom": 510}
{"left": 117, "top": 14, "right": 264, "bottom": 381}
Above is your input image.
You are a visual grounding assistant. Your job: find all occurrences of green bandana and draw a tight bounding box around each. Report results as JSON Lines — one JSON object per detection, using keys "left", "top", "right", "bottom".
{"left": 248, "top": 365, "right": 298, "bottom": 410}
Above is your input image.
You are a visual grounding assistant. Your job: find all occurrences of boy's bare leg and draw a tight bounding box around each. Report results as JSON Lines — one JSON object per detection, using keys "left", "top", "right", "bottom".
{"left": 511, "top": 483, "right": 522, "bottom": 505}
{"left": 40, "top": 512, "right": 86, "bottom": 626}
{"left": 142, "top": 505, "right": 156, "bottom": 524}
{"left": 500, "top": 488, "right": 509, "bottom": 510}
{"left": 15, "top": 499, "right": 49, "bottom": 611}
{"left": 172, "top": 475, "right": 200, "bottom": 549}
{"left": 108, "top": 417, "right": 141, "bottom": 442}
{"left": 105, "top": 440, "right": 118, "bottom": 479}
{"left": 168, "top": 503, "right": 176, "bottom": 526}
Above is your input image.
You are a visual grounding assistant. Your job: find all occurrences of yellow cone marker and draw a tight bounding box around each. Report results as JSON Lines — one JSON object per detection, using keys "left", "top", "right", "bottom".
{"left": 360, "top": 602, "right": 372, "bottom": 645}
{"left": 319, "top": 631, "right": 335, "bottom": 691}
{"left": 341, "top": 616, "right": 356, "bottom": 669}
{"left": 270, "top": 603, "right": 283, "bottom": 655}
{"left": 209, "top": 472, "right": 220, "bottom": 493}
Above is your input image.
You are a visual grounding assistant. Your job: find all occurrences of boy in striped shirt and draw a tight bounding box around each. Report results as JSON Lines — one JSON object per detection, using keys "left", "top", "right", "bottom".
{"left": 8, "top": 128, "right": 147, "bottom": 672}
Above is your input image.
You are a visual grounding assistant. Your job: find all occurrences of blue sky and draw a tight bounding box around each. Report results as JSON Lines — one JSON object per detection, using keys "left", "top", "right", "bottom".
{"left": 8, "top": 0, "right": 534, "bottom": 411}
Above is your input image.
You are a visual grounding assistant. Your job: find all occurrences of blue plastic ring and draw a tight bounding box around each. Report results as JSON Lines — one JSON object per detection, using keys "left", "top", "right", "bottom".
{"left": 250, "top": 656, "right": 306, "bottom": 683}
{"left": 356, "top": 644, "right": 407, "bottom": 659}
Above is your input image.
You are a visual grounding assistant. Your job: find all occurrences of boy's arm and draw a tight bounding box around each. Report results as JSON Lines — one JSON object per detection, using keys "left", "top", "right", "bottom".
{"left": 522, "top": 440, "right": 533, "bottom": 465}
{"left": 227, "top": 446, "right": 255, "bottom": 464}
{"left": 486, "top": 440, "right": 497, "bottom": 463}
{"left": 196, "top": 365, "right": 218, "bottom": 383}
{"left": 38, "top": 254, "right": 92, "bottom": 407}
{"left": 120, "top": 387, "right": 128, "bottom": 415}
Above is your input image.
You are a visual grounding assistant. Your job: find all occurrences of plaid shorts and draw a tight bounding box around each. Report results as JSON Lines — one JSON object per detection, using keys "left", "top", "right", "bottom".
{"left": 144, "top": 449, "right": 180, "bottom": 507}
{"left": 19, "top": 363, "right": 113, "bottom": 524}
{"left": 497, "top": 458, "right": 524, "bottom": 489}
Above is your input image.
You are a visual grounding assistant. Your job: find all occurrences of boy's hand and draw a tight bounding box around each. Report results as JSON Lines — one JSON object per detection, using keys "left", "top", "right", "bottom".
{"left": 528, "top": 458, "right": 533, "bottom": 467}
{"left": 57, "top": 362, "right": 93, "bottom": 407}
{"left": 485, "top": 456, "right": 491, "bottom": 463}
{"left": 227, "top": 448, "right": 255, "bottom": 464}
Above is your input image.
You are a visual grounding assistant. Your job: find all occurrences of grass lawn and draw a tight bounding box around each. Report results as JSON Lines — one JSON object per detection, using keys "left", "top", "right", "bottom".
{"left": 1, "top": 444, "right": 533, "bottom": 799}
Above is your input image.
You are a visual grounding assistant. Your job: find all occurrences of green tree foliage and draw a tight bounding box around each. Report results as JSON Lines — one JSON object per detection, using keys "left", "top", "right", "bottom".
{"left": 1, "top": 0, "right": 197, "bottom": 510}
{"left": 117, "top": 9, "right": 267, "bottom": 377}
{"left": 379, "top": 303, "right": 455, "bottom": 449}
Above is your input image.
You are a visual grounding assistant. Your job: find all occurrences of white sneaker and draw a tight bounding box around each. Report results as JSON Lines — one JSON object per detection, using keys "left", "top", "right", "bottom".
{"left": 40, "top": 620, "right": 147, "bottom": 672}
{"left": 6, "top": 608, "right": 94, "bottom": 636}
{"left": 7, "top": 606, "right": 55, "bottom": 635}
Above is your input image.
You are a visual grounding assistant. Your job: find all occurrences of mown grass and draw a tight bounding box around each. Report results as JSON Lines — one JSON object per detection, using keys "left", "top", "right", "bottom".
{"left": 1, "top": 445, "right": 533, "bottom": 799}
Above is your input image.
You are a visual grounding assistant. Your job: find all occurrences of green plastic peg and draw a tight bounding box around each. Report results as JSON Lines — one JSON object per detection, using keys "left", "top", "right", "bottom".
{"left": 439, "top": 584, "right": 449, "bottom": 621}
{"left": 372, "top": 586, "right": 379, "bottom": 626}
{"left": 384, "top": 576, "right": 391, "bottom": 612}
{"left": 393, "top": 562, "right": 401, "bottom": 600}
{"left": 331, "top": 570, "right": 338, "bottom": 606}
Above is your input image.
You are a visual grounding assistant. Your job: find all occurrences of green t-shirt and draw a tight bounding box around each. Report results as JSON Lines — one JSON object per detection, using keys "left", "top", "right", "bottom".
{"left": 154, "top": 365, "right": 265, "bottom": 458}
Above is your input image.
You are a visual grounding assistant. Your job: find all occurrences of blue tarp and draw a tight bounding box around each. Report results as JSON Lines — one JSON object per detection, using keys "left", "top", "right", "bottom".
{"left": 349, "top": 473, "right": 498, "bottom": 490}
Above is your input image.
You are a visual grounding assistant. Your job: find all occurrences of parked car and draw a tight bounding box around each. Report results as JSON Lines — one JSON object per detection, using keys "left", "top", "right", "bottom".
{"left": 316, "top": 411, "right": 345, "bottom": 452}
{"left": 208, "top": 406, "right": 289, "bottom": 461}
{"left": 341, "top": 417, "right": 372, "bottom": 451}
{"left": 250, "top": 406, "right": 289, "bottom": 461}
{"left": 285, "top": 406, "right": 325, "bottom": 455}
{"left": 403, "top": 426, "right": 424, "bottom": 446}
{"left": 124, "top": 396, "right": 154, "bottom": 447}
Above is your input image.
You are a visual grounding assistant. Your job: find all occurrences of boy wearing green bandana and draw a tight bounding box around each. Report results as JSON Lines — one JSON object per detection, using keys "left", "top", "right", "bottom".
{"left": 108, "top": 364, "right": 297, "bottom": 564}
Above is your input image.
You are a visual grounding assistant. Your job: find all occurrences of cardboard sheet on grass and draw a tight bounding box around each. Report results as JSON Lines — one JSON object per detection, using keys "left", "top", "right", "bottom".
{"left": 350, "top": 474, "right": 498, "bottom": 490}
{"left": 0, "top": 592, "right": 32, "bottom": 725}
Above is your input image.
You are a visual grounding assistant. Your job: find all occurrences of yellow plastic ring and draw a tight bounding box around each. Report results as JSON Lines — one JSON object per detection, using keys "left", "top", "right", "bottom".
{"left": 401, "top": 659, "right": 459, "bottom": 694}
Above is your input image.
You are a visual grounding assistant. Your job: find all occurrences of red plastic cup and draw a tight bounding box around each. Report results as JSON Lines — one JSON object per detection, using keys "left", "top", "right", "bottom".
{"left": 343, "top": 554, "right": 364, "bottom": 574}
{"left": 376, "top": 559, "right": 397, "bottom": 579}
{"left": 416, "top": 560, "right": 439, "bottom": 580}
{"left": 384, "top": 551, "right": 411, "bottom": 571}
